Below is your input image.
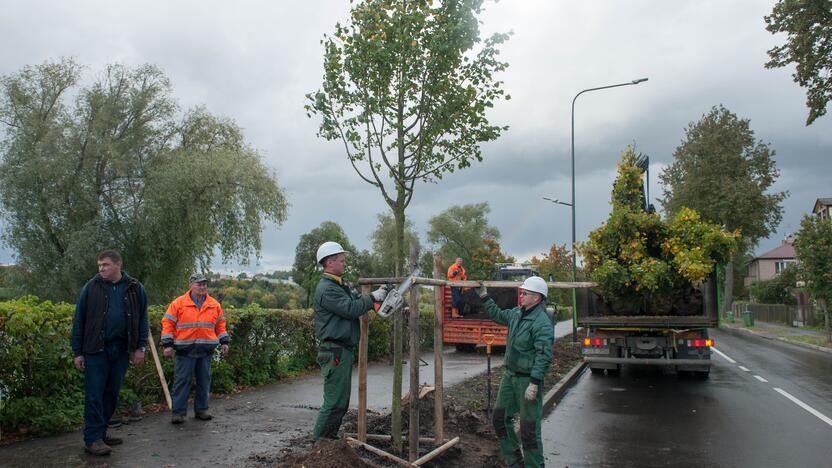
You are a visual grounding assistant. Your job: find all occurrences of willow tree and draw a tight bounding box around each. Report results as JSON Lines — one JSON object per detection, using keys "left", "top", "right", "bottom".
{"left": 0, "top": 59, "right": 288, "bottom": 302}
{"left": 306, "top": 0, "right": 510, "bottom": 451}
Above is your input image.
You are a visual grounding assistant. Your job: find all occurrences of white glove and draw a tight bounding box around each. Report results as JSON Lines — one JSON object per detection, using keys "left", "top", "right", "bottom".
{"left": 476, "top": 284, "right": 488, "bottom": 298}
{"left": 524, "top": 383, "right": 539, "bottom": 401}
{"left": 371, "top": 285, "right": 389, "bottom": 302}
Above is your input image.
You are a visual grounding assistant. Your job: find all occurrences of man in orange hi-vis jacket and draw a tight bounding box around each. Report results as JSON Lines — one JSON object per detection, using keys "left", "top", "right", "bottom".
{"left": 447, "top": 257, "right": 467, "bottom": 318}
{"left": 161, "top": 273, "right": 229, "bottom": 424}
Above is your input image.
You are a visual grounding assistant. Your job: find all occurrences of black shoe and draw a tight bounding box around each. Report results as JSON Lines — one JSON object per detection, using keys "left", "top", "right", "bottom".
{"left": 84, "top": 440, "right": 112, "bottom": 456}
{"left": 194, "top": 411, "right": 213, "bottom": 421}
{"left": 171, "top": 414, "right": 186, "bottom": 424}
{"left": 107, "top": 418, "right": 123, "bottom": 428}
{"left": 103, "top": 434, "right": 123, "bottom": 446}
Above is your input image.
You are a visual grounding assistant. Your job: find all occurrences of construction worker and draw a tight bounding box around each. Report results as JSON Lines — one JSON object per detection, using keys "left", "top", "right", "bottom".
{"left": 447, "top": 257, "right": 467, "bottom": 318}
{"left": 161, "top": 273, "right": 229, "bottom": 424}
{"left": 477, "top": 276, "right": 553, "bottom": 468}
{"left": 71, "top": 250, "right": 148, "bottom": 456}
{"left": 313, "top": 241, "right": 389, "bottom": 439}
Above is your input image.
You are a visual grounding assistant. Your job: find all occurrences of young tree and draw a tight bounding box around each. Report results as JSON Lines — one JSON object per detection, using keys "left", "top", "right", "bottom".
{"left": 427, "top": 202, "right": 500, "bottom": 273}
{"left": 370, "top": 212, "right": 421, "bottom": 276}
{"left": 660, "top": 105, "right": 786, "bottom": 315}
{"left": 292, "top": 221, "right": 357, "bottom": 305}
{"left": 0, "top": 59, "right": 287, "bottom": 302}
{"left": 306, "top": 1, "right": 510, "bottom": 448}
{"left": 793, "top": 215, "right": 832, "bottom": 341}
{"left": 765, "top": 0, "right": 832, "bottom": 125}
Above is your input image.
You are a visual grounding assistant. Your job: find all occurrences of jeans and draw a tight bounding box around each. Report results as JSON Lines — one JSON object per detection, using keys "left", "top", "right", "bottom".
{"left": 171, "top": 353, "right": 212, "bottom": 416}
{"left": 451, "top": 286, "right": 462, "bottom": 309}
{"left": 83, "top": 341, "right": 129, "bottom": 445}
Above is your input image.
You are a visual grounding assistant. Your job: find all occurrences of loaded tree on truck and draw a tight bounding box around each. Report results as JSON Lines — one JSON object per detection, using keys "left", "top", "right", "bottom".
{"left": 576, "top": 148, "right": 740, "bottom": 377}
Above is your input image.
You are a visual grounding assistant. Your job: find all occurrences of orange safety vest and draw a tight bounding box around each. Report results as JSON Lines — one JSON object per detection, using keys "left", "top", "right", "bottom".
{"left": 161, "top": 292, "right": 228, "bottom": 349}
{"left": 447, "top": 263, "right": 467, "bottom": 281}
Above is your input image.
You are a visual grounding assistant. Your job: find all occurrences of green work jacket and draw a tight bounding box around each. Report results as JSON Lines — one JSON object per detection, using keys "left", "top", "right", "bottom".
{"left": 313, "top": 273, "right": 374, "bottom": 349}
{"left": 483, "top": 298, "right": 554, "bottom": 384}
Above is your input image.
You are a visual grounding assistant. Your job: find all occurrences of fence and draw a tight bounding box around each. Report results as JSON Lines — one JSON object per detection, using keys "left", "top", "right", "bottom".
{"left": 732, "top": 303, "right": 819, "bottom": 327}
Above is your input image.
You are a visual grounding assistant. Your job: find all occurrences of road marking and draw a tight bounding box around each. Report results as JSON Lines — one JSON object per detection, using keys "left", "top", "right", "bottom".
{"left": 738, "top": 365, "right": 750, "bottom": 372}
{"left": 773, "top": 388, "right": 832, "bottom": 428}
{"left": 754, "top": 375, "right": 768, "bottom": 383}
{"left": 710, "top": 347, "right": 736, "bottom": 363}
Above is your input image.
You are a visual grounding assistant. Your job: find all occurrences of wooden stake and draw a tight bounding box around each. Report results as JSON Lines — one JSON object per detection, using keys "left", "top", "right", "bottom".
{"left": 346, "top": 437, "right": 413, "bottom": 467}
{"left": 412, "top": 436, "right": 460, "bottom": 466}
{"left": 359, "top": 285, "right": 371, "bottom": 443}
{"left": 147, "top": 331, "right": 171, "bottom": 410}
{"left": 432, "top": 253, "right": 445, "bottom": 445}
{"left": 346, "top": 433, "right": 444, "bottom": 444}
{"left": 408, "top": 244, "right": 420, "bottom": 463}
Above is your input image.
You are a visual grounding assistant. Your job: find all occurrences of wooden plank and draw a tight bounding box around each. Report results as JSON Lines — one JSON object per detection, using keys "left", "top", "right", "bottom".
{"left": 408, "top": 246, "right": 420, "bottom": 463}
{"left": 358, "top": 277, "right": 597, "bottom": 289}
{"left": 147, "top": 331, "right": 171, "bottom": 410}
{"left": 346, "top": 437, "right": 413, "bottom": 467}
{"left": 358, "top": 285, "right": 371, "bottom": 443}
{"left": 432, "top": 253, "right": 445, "bottom": 445}
{"left": 412, "top": 436, "right": 460, "bottom": 466}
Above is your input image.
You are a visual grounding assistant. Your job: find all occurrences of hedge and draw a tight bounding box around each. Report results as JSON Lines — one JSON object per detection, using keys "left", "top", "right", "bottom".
{"left": 0, "top": 296, "right": 435, "bottom": 436}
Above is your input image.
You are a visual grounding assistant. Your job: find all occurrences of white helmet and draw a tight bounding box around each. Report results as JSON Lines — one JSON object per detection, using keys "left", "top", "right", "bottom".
{"left": 520, "top": 276, "right": 548, "bottom": 298}
{"left": 316, "top": 241, "right": 346, "bottom": 264}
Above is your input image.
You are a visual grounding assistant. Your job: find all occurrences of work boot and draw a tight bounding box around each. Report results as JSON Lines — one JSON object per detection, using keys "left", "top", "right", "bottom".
{"left": 195, "top": 411, "right": 213, "bottom": 421}
{"left": 103, "top": 434, "right": 123, "bottom": 446}
{"left": 171, "top": 414, "right": 186, "bottom": 424}
{"left": 84, "top": 440, "right": 112, "bottom": 456}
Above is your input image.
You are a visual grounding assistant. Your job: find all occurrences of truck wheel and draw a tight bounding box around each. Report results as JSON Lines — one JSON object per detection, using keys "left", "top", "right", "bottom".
{"left": 455, "top": 343, "right": 476, "bottom": 353}
{"left": 607, "top": 366, "right": 621, "bottom": 376}
{"left": 590, "top": 367, "right": 605, "bottom": 375}
{"left": 693, "top": 370, "right": 710, "bottom": 379}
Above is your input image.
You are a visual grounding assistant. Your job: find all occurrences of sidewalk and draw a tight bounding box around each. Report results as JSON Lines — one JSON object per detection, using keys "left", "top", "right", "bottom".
{"left": 0, "top": 321, "right": 574, "bottom": 467}
{"left": 720, "top": 318, "right": 832, "bottom": 354}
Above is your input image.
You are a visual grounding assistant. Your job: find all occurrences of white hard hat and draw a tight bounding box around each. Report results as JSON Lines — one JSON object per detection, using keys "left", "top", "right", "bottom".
{"left": 520, "top": 276, "right": 548, "bottom": 298}
{"left": 316, "top": 241, "right": 346, "bottom": 264}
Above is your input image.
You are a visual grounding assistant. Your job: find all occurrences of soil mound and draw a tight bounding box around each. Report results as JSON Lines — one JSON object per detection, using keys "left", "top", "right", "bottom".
{"left": 276, "top": 439, "right": 373, "bottom": 468}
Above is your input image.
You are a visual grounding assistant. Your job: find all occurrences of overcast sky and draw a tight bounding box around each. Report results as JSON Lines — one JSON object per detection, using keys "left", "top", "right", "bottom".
{"left": 1, "top": 0, "right": 829, "bottom": 274}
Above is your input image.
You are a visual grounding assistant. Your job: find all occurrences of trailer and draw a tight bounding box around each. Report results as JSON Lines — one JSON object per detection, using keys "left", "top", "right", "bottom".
{"left": 576, "top": 275, "right": 719, "bottom": 378}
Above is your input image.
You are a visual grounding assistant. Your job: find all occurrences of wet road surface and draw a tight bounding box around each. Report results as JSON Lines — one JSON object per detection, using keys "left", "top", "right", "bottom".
{"left": 541, "top": 327, "right": 832, "bottom": 467}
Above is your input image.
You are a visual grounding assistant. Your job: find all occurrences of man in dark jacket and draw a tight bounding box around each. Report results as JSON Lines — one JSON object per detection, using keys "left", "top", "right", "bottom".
{"left": 312, "top": 241, "right": 388, "bottom": 439}
{"left": 70, "top": 250, "right": 148, "bottom": 456}
{"left": 478, "top": 276, "right": 553, "bottom": 468}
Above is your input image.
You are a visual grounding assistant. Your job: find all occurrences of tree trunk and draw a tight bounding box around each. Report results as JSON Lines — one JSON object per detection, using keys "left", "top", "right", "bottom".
{"left": 723, "top": 261, "right": 735, "bottom": 315}
{"left": 390, "top": 198, "right": 406, "bottom": 453}
{"left": 823, "top": 299, "right": 831, "bottom": 343}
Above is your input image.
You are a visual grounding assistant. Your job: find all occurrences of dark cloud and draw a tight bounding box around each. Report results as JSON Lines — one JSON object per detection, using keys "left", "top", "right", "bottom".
{"left": 1, "top": 0, "right": 829, "bottom": 273}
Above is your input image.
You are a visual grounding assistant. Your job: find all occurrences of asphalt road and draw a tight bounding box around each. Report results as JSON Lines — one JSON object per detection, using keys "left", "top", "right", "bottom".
{"left": 541, "top": 327, "right": 832, "bottom": 468}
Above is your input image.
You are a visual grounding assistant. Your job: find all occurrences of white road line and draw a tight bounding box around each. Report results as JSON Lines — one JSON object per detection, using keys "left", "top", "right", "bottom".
{"left": 738, "top": 365, "right": 750, "bottom": 372}
{"left": 754, "top": 375, "right": 768, "bottom": 383}
{"left": 773, "top": 388, "right": 832, "bottom": 428}
{"left": 710, "top": 347, "right": 736, "bottom": 363}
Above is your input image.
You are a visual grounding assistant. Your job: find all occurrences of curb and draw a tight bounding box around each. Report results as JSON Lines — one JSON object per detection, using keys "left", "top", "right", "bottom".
{"left": 719, "top": 325, "right": 832, "bottom": 355}
{"left": 542, "top": 360, "right": 587, "bottom": 414}
{"left": 776, "top": 336, "right": 832, "bottom": 355}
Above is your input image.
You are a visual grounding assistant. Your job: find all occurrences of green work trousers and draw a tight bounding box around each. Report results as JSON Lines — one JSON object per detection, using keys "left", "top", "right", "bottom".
{"left": 313, "top": 345, "right": 354, "bottom": 439}
{"left": 492, "top": 371, "right": 544, "bottom": 467}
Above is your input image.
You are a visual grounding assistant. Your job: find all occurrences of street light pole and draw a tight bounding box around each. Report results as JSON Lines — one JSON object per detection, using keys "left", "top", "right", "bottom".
{"left": 569, "top": 78, "right": 648, "bottom": 342}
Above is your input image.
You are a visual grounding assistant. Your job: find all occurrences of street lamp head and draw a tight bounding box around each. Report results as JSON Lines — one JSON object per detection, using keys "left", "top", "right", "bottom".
{"left": 631, "top": 77, "right": 649, "bottom": 84}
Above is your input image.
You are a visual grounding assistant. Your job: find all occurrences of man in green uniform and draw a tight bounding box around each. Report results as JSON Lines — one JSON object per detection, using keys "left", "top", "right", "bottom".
{"left": 312, "top": 241, "right": 389, "bottom": 440}
{"left": 478, "top": 276, "right": 554, "bottom": 467}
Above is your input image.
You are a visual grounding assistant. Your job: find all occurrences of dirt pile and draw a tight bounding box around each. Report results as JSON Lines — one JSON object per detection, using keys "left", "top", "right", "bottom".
{"left": 272, "top": 439, "right": 375, "bottom": 468}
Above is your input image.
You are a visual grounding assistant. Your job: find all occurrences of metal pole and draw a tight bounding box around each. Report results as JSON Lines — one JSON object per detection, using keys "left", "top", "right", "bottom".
{"left": 569, "top": 78, "right": 647, "bottom": 342}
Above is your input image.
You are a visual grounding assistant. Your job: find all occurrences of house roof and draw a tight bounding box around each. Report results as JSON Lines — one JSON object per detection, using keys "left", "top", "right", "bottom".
{"left": 754, "top": 241, "right": 796, "bottom": 261}
{"left": 814, "top": 198, "right": 832, "bottom": 212}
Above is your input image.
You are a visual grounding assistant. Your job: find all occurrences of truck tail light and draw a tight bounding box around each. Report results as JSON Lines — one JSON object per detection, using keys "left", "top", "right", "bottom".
{"left": 687, "top": 339, "right": 714, "bottom": 347}
{"left": 583, "top": 338, "right": 607, "bottom": 347}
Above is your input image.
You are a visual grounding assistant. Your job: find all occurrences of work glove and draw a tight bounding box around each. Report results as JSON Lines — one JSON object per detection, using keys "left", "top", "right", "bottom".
{"left": 450, "top": 269, "right": 459, "bottom": 277}
{"left": 371, "top": 285, "right": 389, "bottom": 303}
{"left": 524, "top": 383, "right": 539, "bottom": 401}
{"left": 476, "top": 283, "right": 488, "bottom": 298}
